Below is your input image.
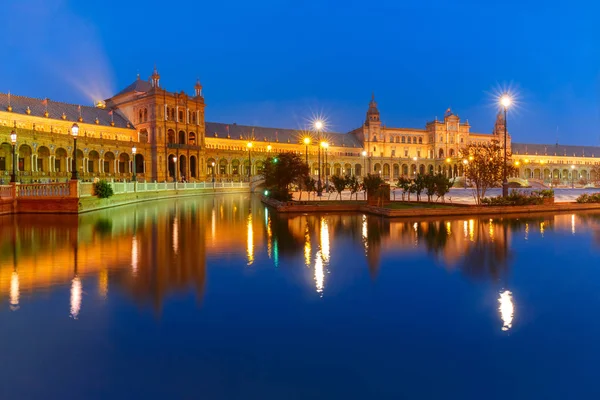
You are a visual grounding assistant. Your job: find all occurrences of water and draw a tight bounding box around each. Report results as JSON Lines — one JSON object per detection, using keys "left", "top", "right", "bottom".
{"left": 1, "top": 194, "right": 600, "bottom": 399}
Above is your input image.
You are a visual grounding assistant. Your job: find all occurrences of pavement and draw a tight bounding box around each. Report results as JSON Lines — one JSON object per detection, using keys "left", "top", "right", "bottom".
{"left": 293, "top": 187, "right": 600, "bottom": 204}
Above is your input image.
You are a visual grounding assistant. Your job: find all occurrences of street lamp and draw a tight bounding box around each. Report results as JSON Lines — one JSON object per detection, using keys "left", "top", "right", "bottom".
{"left": 463, "top": 159, "right": 468, "bottom": 189}
{"left": 247, "top": 141, "right": 253, "bottom": 179}
{"left": 500, "top": 93, "right": 512, "bottom": 197}
{"left": 131, "top": 146, "right": 137, "bottom": 182}
{"left": 211, "top": 161, "right": 216, "bottom": 188}
{"left": 71, "top": 123, "right": 79, "bottom": 180}
{"left": 362, "top": 150, "right": 367, "bottom": 177}
{"left": 321, "top": 141, "right": 329, "bottom": 190}
{"left": 445, "top": 157, "right": 451, "bottom": 178}
{"left": 173, "top": 156, "right": 178, "bottom": 182}
{"left": 314, "top": 120, "right": 323, "bottom": 196}
{"left": 303, "top": 137, "right": 311, "bottom": 166}
{"left": 571, "top": 165, "right": 575, "bottom": 188}
{"left": 10, "top": 128, "right": 17, "bottom": 183}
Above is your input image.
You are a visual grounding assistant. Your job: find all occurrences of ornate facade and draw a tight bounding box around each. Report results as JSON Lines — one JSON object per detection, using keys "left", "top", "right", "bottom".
{"left": 1, "top": 69, "right": 599, "bottom": 185}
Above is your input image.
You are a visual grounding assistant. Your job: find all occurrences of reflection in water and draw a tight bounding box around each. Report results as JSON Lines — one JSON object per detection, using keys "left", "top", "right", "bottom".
{"left": 320, "top": 217, "right": 330, "bottom": 263}
{"left": 99, "top": 269, "right": 108, "bottom": 299}
{"left": 572, "top": 214, "right": 576, "bottom": 235}
{"left": 70, "top": 276, "right": 82, "bottom": 319}
{"left": 315, "top": 252, "right": 324, "bottom": 295}
{"left": 131, "top": 235, "right": 139, "bottom": 275}
{"left": 499, "top": 290, "right": 514, "bottom": 331}
{"left": 172, "top": 217, "right": 179, "bottom": 254}
{"left": 10, "top": 272, "right": 19, "bottom": 311}
{"left": 304, "top": 227, "right": 311, "bottom": 267}
{"left": 247, "top": 214, "right": 254, "bottom": 266}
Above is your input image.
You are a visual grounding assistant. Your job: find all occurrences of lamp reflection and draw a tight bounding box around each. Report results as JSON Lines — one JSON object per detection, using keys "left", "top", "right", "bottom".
{"left": 131, "top": 235, "right": 139, "bottom": 275}
{"left": 320, "top": 217, "right": 330, "bottom": 263}
{"left": 247, "top": 213, "right": 254, "bottom": 266}
{"left": 499, "top": 290, "right": 514, "bottom": 331}
{"left": 304, "top": 227, "right": 311, "bottom": 267}
{"left": 172, "top": 217, "right": 179, "bottom": 254}
{"left": 99, "top": 269, "right": 108, "bottom": 299}
{"left": 10, "top": 271, "right": 20, "bottom": 311}
{"left": 315, "top": 251, "right": 324, "bottom": 295}
{"left": 70, "top": 276, "right": 82, "bottom": 319}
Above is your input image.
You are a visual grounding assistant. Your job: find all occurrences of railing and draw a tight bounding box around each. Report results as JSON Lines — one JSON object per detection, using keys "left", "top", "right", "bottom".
{"left": 17, "top": 183, "right": 71, "bottom": 198}
{"left": 78, "top": 180, "right": 249, "bottom": 197}
{"left": 0, "top": 185, "right": 13, "bottom": 200}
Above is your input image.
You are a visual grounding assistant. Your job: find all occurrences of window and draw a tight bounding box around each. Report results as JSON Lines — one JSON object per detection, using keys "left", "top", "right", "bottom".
{"left": 373, "top": 146, "right": 377, "bottom": 152}
{"left": 88, "top": 160, "right": 94, "bottom": 173}
{"left": 138, "top": 110, "right": 143, "bottom": 124}
{"left": 0, "top": 157, "right": 4, "bottom": 171}
{"left": 418, "top": 137, "right": 423, "bottom": 144}
{"left": 395, "top": 137, "right": 399, "bottom": 143}
{"left": 404, "top": 149, "right": 409, "bottom": 157}
{"left": 143, "top": 108, "right": 148, "bottom": 122}
{"left": 178, "top": 110, "right": 184, "bottom": 122}
{"left": 460, "top": 137, "right": 464, "bottom": 143}
{"left": 401, "top": 136, "right": 406, "bottom": 143}
{"left": 391, "top": 150, "right": 396, "bottom": 156}
{"left": 417, "top": 150, "right": 421, "bottom": 157}
{"left": 373, "top": 135, "right": 378, "bottom": 142}
{"left": 55, "top": 159, "right": 61, "bottom": 172}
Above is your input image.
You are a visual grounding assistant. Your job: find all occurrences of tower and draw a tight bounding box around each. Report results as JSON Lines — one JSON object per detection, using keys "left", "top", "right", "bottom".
{"left": 151, "top": 66, "right": 160, "bottom": 88}
{"left": 364, "top": 93, "right": 381, "bottom": 163}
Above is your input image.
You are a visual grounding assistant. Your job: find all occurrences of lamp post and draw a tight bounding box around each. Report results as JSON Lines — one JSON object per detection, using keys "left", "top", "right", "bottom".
{"left": 131, "top": 146, "right": 137, "bottom": 182}
{"left": 10, "top": 129, "right": 17, "bottom": 183}
{"left": 362, "top": 150, "right": 367, "bottom": 177}
{"left": 303, "top": 137, "right": 311, "bottom": 167}
{"left": 173, "top": 156, "right": 178, "bottom": 182}
{"left": 322, "top": 141, "right": 329, "bottom": 190}
{"left": 211, "top": 161, "right": 216, "bottom": 188}
{"left": 445, "top": 157, "right": 451, "bottom": 178}
{"left": 500, "top": 94, "right": 512, "bottom": 197}
{"left": 246, "top": 141, "right": 253, "bottom": 180}
{"left": 71, "top": 123, "right": 79, "bottom": 180}
{"left": 571, "top": 165, "right": 575, "bottom": 188}
{"left": 413, "top": 156, "right": 418, "bottom": 177}
{"left": 314, "top": 120, "right": 323, "bottom": 196}
{"left": 463, "top": 159, "right": 468, "bottom": 189}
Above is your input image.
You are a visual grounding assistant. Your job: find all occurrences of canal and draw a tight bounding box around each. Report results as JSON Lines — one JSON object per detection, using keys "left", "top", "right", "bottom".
{"left": 1, "top": 194, "right": 600, "bottom": 399}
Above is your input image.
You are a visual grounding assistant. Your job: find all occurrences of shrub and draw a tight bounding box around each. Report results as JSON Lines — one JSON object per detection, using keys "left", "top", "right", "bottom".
{"left": 265, "top": 186, "right": 292, "bottom": 202}
{"left": 537, "top": 189, "right": 554, "bottom": 198}
{"left": 481, "top": 190, "right": 543, "bottom": 206}
{"left": 93, "top": 180, "right": 114, "bottom": 198}
{"left": 576, "top": 193, "right": 600, "bottom": 203}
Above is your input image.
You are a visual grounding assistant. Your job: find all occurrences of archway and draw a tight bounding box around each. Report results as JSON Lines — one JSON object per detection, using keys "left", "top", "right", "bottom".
{"left": 104, "top": 151, "right": 116, "bottom": 174}
{"left": 168, "top": 153, "right": 177, "bottom": 178}
{"left": 74, "top": 149, "right": 84, "bottom": 176}
{"left": 37, "top": 146, "right": 50, "bottom": 172}
{"left": 207, "top": 158, "right": 216, "bottom": 177}
{"left": 189, "top": 132, "right": 196, "bottom": 146}
{"left": 231, "top": 159, "right": 240, "bottom": 175}
{"left": 392, "top": 164, "right": 399, "bottom": 179}
{"left": 382, "top": 163, "right": 390, "bottom": 178}
{"left": 0, "top": 143, "right": 11, "bottom": 174}
{"left": 401, "top": 164, "right": 408, "bottom": 176}
{"left": 134, "top": 154, "right": 144, "bottom": 177}
{"left": 18, "top": 144, "right": 33, "bottom": 172}
{"left": 373, "top": 163, "right": 381, "bottom": 175}
{"left": 88, "top": 150, "right": 100, "bottom": 174}
{"left": 179, "top": 155, "right": 187, "bottom": 180}
{"left": 438, "top": 148, "right": 444, "bottom": 158}
{"left": 167, "top": 129, "right": 175, "bottom": 144}
{"left": 119, "top": 153, "right": 130, "bottom": 175}
{"left": 355, "top": 163, "right": 362, "bottom": 176}
{"left": 344, "top": 163, "right": 352, "bottom": 176}
{"left": 190, "top": 155, "right": 197, "bottom": 178}
{"left": 255, "top": 160, "right": 264, "bottom": 175}
{"left": 420, "top": 164, "right": 426, "bottom": 175}
{"left": 179, "top": 130, "right": 186, "bottom": 145}
{"left": 219, "top": 158, "right": 228, "bottom": 175}
{"left": 334, "top": 163, "right": 342, "bottom": 176}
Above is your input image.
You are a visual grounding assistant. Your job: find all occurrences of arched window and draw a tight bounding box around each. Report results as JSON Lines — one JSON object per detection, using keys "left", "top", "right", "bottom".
{"left": 372, "top": 135, "right": 378, "bottom": 142}
{"left": 138, "top": 110, "right": 143, "bottom": 124}
{"left": 178, "top": 109, "right": 184, "bottom": 122}
{"left": 418, "top": 137, "right": 423, "bottom": 144}
{"left": 401, "top": 136, "right": 405, "bottom": 143}
{"left": 143, "top": 108, "right": 148, "bottom": 122}
{"left": 395, "top": 136, "right": 399, "bottom": 143}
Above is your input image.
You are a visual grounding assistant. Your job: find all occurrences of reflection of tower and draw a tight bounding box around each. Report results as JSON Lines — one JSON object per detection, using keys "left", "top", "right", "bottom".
{"left": 9, "top": 214, "right": 19, "bottom": 311}
{"left": 364, "top": 216, "right": 387, "bottom": 279}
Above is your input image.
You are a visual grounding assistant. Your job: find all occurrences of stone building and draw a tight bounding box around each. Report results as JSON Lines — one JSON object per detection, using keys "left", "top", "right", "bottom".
{"left": 1, "top": 68, "right": 599, "bottom": 185}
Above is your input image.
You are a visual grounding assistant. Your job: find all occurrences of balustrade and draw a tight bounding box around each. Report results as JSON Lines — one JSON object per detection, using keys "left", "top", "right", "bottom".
{"left": 17, "top": 182, "right": 71, "bottom": 198}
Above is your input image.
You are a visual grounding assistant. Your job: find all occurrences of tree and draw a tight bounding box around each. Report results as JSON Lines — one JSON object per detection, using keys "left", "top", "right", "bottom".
{"left": 262, "top": 153, "right": 309, "bottom": 201}
{"left": 330, "top": 175, "right": 347, "bottom": 200}
{"left": 459, "top": 140, "right": 515, "bottom": 205}
{"left": 299, "top": 175, "right": 316, "bottom": 201}
{"left": 413, "top": 174, "right": 426, "bottom": 201}
{"left": 347, "top": 175, "right": 361, "bottom": 201}
{"left": 424, "top": 174, "right": 437, "bottom": 202}
{"left": 397, "top": 176, "right": 411, "bottom": 201}
{"left": 363, "top": 174, "right": 384, "bottom": 194}
{"left": 591, "top": 164, "right": 600, "bottom": 186}
{"left": 434, "top": 173, "right": 454, "bottom": 202}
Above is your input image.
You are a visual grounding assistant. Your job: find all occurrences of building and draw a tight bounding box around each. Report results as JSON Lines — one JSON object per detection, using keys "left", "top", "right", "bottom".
{"left": 1, "top": 68, "right": 599, "bottom": 185}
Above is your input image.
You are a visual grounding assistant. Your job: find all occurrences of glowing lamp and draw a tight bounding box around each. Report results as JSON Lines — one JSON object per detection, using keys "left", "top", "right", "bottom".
{"left": 267, "top": 145, "right": 272, "bottom": 151}
{"left": 303, "top": 137, "right": 311, "bottom": 145}
{"left": 247, "top": 142, "right": 253, "bottom": 149}
{"left": 314, "top": 120, "right": 324, "bottom": 131}
{"left": 361, "top": 151, "right": 367, "bottom": 157}
{"left": 500, "top": 94, "right": 512, "bottom": 108}
{"left": 132, "top": 146, "right": 137, "bottom": 155}
{"left": 71, "top": 123, "right": 79, "bottom": 137}
{"left": 10, "top": 130, "right": 16, "bottom": 144}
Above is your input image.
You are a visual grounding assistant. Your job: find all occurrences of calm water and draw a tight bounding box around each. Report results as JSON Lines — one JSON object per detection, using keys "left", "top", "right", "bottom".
{"left": 1, "top": 194, "right": 600, "bottom": 399}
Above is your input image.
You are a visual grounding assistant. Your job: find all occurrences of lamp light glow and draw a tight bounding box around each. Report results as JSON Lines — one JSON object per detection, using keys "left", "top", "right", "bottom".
{"left": 71, "top": 123, "right": 79, "bottom": 137}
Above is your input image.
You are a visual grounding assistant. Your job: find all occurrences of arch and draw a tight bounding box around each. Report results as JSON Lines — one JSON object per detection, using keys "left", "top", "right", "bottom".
{"left": 581, "top": 170, "right": 589, "bottom": 181}
{"left": 189, "top": 132, "right": 196, "bottom": 146}
{"left": 410, "top": 164, "right": 417, "bottom": 176}
{"left": 168, "top": 153, "right": 177, "bottom": 178}
{"left": 37, "top": 146, "right": 50, "bottom": 172}
{"left": 139, "top": 128, "right": 149, "bottom": 143}
{"left": 190, "top": 155, "right": 197, "bottom": 178}
{"left": 401, "top": 136, "right": 406, "bottom": 143}
{"left": 355, "top": 163, "right": 362, "bottom": 176}
{"left": 312, "top": 162, "right": 319, "bottom": 176}
{"left": 543, "top": 168, "right": 551, "bottom": 181}
{"left": 401, "top": 164, "right": 408, "bottom": 176}
{"left": 255, "top": 160, "right": 265, "bottom": 174}
{"left": 382, "top": 163, "right": 390, "bottom": 179}
{"left": 138, "top": 109, "right": 143, "bottom": 124}
{"left": 167, "top": 129, "right": 175, "bottom": 144}
{"left": 562, "top": 169, "right": 569, "bottom": 181}
{"left": 552, "top": 169, "right": 560, "bottom": 179}
{"left": 143, "top": 108, "right": 148, "bottom": 122}
{"left": 428, "top": 165, "right": 434, "bottom": 174}
{"left": 119, "top": 152, "right": 131, "bottom": 174}
{"left": 374, "top": 163, "right": 382, "bottom": 174}
{"left": 392, "top": 163, "right": 400, "bottom": 179}
{"left": 207, "top": 158, "right": 216, "bottom": 176}
{"left": 524, "top": 168, "right": 532, "bottom": 179}
{"left": 178, "top": 130, "right": 186, "bottom": 145}
{"left": 103, "top": 151, "right": 116, "bottom": 174}
{"left": 88, "top": 150, "right": 100, "bottom": 174}
{"left": 179, "top": 155, "right": 187, "bottom": 180}
{"left": 533, "top": 168, "right": 541, "bottom": 179}
{"left": 334, "top": 163, "right": 342, "bottom": 176}
{"left": 449, "top": 149, "right": 455, "bottom": 157}
{"left": 243, "top": 159, "right": 251, "bottom": 176}
{"left": 0, "top": 143, "right": 12, "bottom": 173}
{"left": 219, "top": 158, "right": 228, "bottom": 175}
{"left": 438, "top": 148, "right": 444, "bottom": 158}
{"left": 134, "top": 154, "right": 144, "bottom": 176}
{"left": 18, "top": 144, "right": 33, "bottom": 172}
{"left": 344, "top": 163, "right": 352, "bottom": 176}
{"left": 231, "top": 159, "right": 240, "bottom": 175}
{"left": 419, "top": 164, "right": 426, "bottom": 175}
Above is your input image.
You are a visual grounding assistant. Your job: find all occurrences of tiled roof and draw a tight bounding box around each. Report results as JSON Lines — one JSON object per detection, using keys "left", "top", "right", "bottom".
{"left": 512, "top": 142, "right": 600, "bottom": 158}
{"left": 113, "top": 78, "right": 153, "bottom": 98}
{"left": 0, "top": 92, "right": 134, "bottom": 129}
{"left": 205, "top": 122, "right": 364, "bottom": 148}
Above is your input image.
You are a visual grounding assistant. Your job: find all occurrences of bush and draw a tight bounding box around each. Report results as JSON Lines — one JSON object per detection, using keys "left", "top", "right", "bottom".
{"left": 576, "top": 193, "right": 600, "bottom": 203}
{"left": 265, "top": 186, "right": 292, "bottom": 202}
{"left": 93, "top": 180, "right": 114, "bottom": 198}
{"left": 481, "top": 190, "right": 544, "bottom": 206}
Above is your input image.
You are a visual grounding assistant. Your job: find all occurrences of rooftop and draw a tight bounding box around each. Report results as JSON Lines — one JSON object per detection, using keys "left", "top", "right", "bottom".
{"left": 512, "top": 142, "right": 600, "bottom": 158}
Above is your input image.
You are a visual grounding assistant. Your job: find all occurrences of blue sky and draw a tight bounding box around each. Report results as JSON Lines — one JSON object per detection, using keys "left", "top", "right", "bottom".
{"left": 2, "top": 0, "right": 600, "bottom": 145}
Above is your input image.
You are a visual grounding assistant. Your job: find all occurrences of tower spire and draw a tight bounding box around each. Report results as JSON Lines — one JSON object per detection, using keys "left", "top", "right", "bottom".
{"left": 151, "top": 65, "right": 160, "bottom": 88}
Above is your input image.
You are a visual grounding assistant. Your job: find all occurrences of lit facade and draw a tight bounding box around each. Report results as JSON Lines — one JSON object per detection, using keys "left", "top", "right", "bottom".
{"left": 1, "top": 69, "right": 599, "bottom": 184}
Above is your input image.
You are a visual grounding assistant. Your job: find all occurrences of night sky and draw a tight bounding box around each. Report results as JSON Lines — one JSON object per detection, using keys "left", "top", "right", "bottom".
{"left": 3, "top": 0, "right": 599, "bottom": 145}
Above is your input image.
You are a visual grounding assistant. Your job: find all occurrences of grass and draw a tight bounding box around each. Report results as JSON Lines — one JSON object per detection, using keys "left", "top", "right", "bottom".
{"left": 296, "top": 200, "right": 366, "bottom": 206}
